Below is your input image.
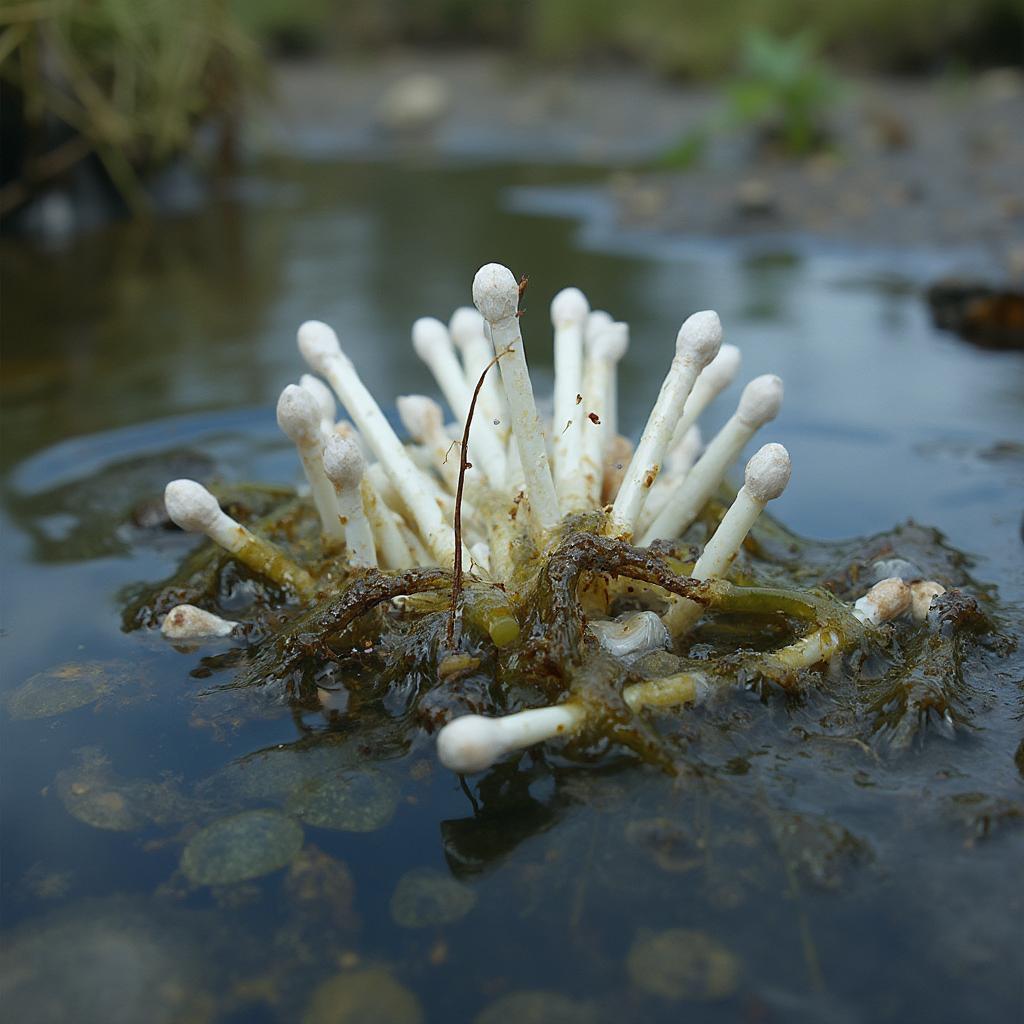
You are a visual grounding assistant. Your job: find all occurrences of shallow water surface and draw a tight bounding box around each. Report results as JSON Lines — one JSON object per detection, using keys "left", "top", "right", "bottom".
{"left": 2, "top": 160, "right": 1022, "bottom": 1023}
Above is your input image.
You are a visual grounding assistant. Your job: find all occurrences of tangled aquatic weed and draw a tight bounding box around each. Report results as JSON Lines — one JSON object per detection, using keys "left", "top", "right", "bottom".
{"left": 129, "top": 261, "right": 996, "bottom": 773}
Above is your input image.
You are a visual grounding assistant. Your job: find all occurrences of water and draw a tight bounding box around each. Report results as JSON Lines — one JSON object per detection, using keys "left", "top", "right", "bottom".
{"left": 2, "top": 160, "right": 1022, "bottom": 1023}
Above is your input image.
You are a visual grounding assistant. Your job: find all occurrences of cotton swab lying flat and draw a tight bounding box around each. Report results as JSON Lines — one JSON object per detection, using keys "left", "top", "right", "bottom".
{"left": 276, "top": 384, "right": 344, "bottom": 545}
{"left": 164, "top": 479, "right": 315, "bottom": 596}
{"left": 666, "top": 343, "right": 741, "bottom": 453}
{"left": 853, "top": 577, "right": 912, "bottom": 625}
{"left": 437, "top": 668, "right": 709, "bottom": 774}
{"left": 612, "top": 311, "right": 722, "bottom": 535}
{"left": 412, "top": 317, "right": 508, "bottom": 490}
{"left": 588, "top": 610, "right": 669, "bottom": 661}
{"left": 640, "top": 373, "right": 783, "bottom": 546}
{"left": 550, "top": 287, "right": 591, "bottom": 514}
{"left": 473, "top": 263, "right": 560, "bottom": 536}
{"left": 299, "top": 373, "right": 337, "bottom": 438}
{"left": 662, "top": 443, "right": 791, "bottom": 636}
{"left": 449, "top": 306, "right": 507, "bottom": 436}
{"left": 322, "top": 433, "right": 377, "bottom": 568}
{"left": 161, "top": 604, "right": 238, "bottom": 640}
{"left": 297, "top": 320, "right": 456, "bottom": 566}
{"left": 758, "top": 577, "right": 915, "bottom": 681}
{"left": 581, "top": 320, "right": 629, "bottom": 508}
{"left": 910, "top": 580, "right": 945, "bottom": 622}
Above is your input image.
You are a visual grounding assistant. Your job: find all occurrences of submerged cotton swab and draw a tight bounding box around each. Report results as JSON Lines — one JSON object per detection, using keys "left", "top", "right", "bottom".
{"left": 322, "top": 433, "right": 377, "bottom": 568}
{"left": 164, "top": 479, "right": 315, "bottom": 596}
{"left": 276, "top": 384, "right": 344, "bottom": 545}
{"left": 640, "top": 373, "right": 783, "bottom": 545}
{"left": 473, "top": 263, "right": 560, "bottom": 535}
{"left": 412, "top": 316, "right": 508, "bottom": 490}
{"left": 161, "top": 604, "right": 238, "bottom": 640}
{"left": 550, "top": 287, "right": 590, "bottom": 513}
{"left": 437, "top": 669, "right": 708, "bottom": 774}
{"left": 612, "top": 311, "right": 722, "bottom": 534}
{"left": 662, "top": 443, "right": 792, "bottom": 636}
{"left": 297, "top": 320, "right": 456, "bottom": 566}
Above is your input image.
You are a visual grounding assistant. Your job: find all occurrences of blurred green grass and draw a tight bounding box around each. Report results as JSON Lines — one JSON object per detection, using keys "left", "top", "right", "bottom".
{"left": 235, "top": 0, "right": 1023, "bottom": 74}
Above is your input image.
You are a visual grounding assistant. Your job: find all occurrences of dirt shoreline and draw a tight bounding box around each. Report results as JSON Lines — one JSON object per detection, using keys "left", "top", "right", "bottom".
{"left": 261, "top": 52, "right": 1024, "bottom": 277}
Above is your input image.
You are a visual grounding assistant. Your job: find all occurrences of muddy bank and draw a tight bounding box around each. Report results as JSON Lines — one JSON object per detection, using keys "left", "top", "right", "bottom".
{"left": 260, "top": 53, "right": 1024, "bottom": 276}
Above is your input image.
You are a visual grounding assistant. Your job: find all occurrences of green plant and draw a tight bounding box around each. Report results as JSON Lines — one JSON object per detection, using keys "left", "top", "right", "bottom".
{"left": 0, "top": 0, "right": 261, "bottom": 215}
{"left": 657, "top": 29, "right": 843, "bottom": 169}
{"left": 727, "top": 29, "right": 842, "bottom": 155}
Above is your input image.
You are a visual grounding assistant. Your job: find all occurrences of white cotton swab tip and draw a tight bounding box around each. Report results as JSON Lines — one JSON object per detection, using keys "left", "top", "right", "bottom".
{"left": 702, "top": 343, "right": 742, "bottom": 392}
{"left": 550, "top": 286, "right": 589, "bottom": 327}
{"left": 297, "top": 319, "right": 346, "bottom": 375}
{"left": 161, "top": 604, "right": 237, "bottom": 640}
{"left": 743, "top": 441, "right": 792, "bottom": 503}
{"left": 854, "top": 578, "right": 913, "bottom": 625}
{"left": 322, "top": 432, "right": 366, "bottom": 491}
{"left": 396, "top": 394, "right": 444, "bottom": 442}
{"left": 164, "top": 479, "right": 224, "bottom": 534}
{"left": 411, "top": 316, "right": 451, "bottom": 362}
{"left": 437, "top": 704, "right": 583, "bottom": 774}
{"left": 299, "top": 373, "right": 336, "bottom": 427}
{"left": 676, "top": 310, "right": 723, "bottom": 367}
{"left": 448, "top": 306, "right": 486, "bottom": 347}
{"left": 588, "top": 321, "right": 629, "bottom": 362}
{"left": 586, "top": 310, "right": 613, "bottom": 337}
{"left": 737, "top": 373, "right": 784, "bottom": 427}
{"left": 472, "top": 263, "right": 519, "bottom": 322}
{"left": 910, "top": 580, "right": 945, "bottom": 621}
{"left": 437, "top": 715, "right": 505, "bottom": 774}
{"left": 276, "top": 383, "right": 322, "bottom": 445}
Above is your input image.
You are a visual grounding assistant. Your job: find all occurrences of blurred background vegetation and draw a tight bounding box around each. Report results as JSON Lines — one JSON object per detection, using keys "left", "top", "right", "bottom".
{"left": 238, "top": 0, "right": 1024, "bottom": 72}
{"left": 1, "top": 0, "right": 1021, "bottom": 217}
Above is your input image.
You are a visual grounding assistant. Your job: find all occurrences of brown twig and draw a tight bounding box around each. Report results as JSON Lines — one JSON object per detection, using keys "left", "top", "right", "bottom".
{"left": 447, "top": 345, "right": 512, "bottom": 647}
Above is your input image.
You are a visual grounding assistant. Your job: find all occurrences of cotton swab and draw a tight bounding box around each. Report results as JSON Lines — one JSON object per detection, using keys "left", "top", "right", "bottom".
{"left": 164, "top": 479, "right": 315, "bottom": 596}
{"left": 437, "top": 668, "right": 709, "bottom": 774}
{"left": 585, "top": 310, "right": 623, "bottom": 442}
{"left": 322, "top": 433, "right": 378, "bottom": 568}
{"left": 581, "top": 320, "right": 629, "bottom": 508}
{"left": 665, "top": 343, "right": 741, "bottom": 453}
{"left": 638, "top": 425, "right": 702, "bottom": 531}
{"left": 276, "top": 384, "right": 344, "bottom": 545}
{"left": 297, "top": 320, "right": 456, "bottom": 566}
{"left": 161, "top": 604, "right": 238, "bottom": 640}
{"left": 412, "top": 317, "right": 508, "bottom": 490}
{"left": 588, "top": 610, "right": 669, "bottom": 661}
{"left": 640, "top": 374, "right": 783, "bottom": 545}
{"left": 397, "top": 394, "right": 460, "bottom": 491}
{"left": 473, "top": 263, "right": 560, "bottom": 535}
{"left": 449, "top": 306, "right": 507, "bottom": 436}
{"left": 661, "top": 443, "right": 791, "bottom": 636}
{"left": 550, "top": 286, "right": 591, "bottom": 513}
{"left": 612, "top": 311, "right": 722, "bottom": 534}
{"left": 910, "top": 580, "right": 945, "bottom": 622}
{"left": 299, "top": 373, "right": 337, "bottom": 438}
{"left": 853, "top": 577, "right": 912, "bottom": 625}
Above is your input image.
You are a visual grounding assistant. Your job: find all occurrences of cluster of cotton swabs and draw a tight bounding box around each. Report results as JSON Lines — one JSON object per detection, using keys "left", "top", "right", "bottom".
{"left": 161, "top": 263, "right": 946, "bottom": 774}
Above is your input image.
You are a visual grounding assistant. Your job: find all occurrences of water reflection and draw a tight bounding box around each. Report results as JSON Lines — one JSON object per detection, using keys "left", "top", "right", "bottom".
{"left": 2, "top": 160, "right": 1023, "bottom": 1023}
